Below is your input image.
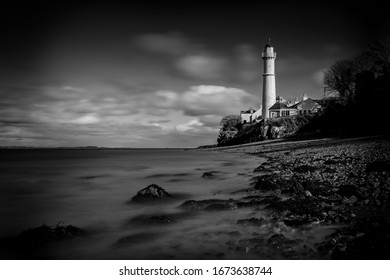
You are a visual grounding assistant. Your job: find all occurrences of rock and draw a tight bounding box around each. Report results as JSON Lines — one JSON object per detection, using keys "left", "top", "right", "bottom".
{"left": 337, "top": 185, "right": 361, "bottom": 199}
{"left": 269, "top": 126, "right": 286, "bottom": 139}
{"left": 130, "top": 214, "right": 178, "bottom": 225}
{"left": 349, "top": 195, "right": 358, "bottom": 204}
{"left": 267, "top": 198, "right": 321, "bottom": 217}
{"left": 179, "top": 199, "right": 233, "bottom": 211}
{"left": 131, "top": 184, "right": 172, "bottom": 202}
{"left": 281, "top": 180, "right": 305, "bottom": 196}
{"left": 253, "top": 175, "right": 282, "bottom": 191}
{"left": 0, "top": 224, "right": 86, "bottom": 254}
{"left": 201, "top": 172, "right": 213, "bottom": 178}
{"left": 284, "top": 216, "right": 312, "bottom": 227}
{"left": 293, "top": 165, "right": 318, "bottom": 173}
{"left": 237, "top": 218, "right": 266, "bottom": 226}
{"left": 324, "top": 158, "right": 344, "bottom": 165}
{"left": 253, "top": 165, "right": 266, "bottom": 172}
{"left": 228, "top": 231, "right": 241, "bottom": 237}
{"left": 261, "top": 125, "right": 270, "bottom": 138}
{"left": 204, "top": 200, "right": 238, "bottom": 211}
{"left": 343, "top": 195, "right": 358, "bottom": 205}
{"left": 304, "top": 190, "right": 313, "bottom": 197}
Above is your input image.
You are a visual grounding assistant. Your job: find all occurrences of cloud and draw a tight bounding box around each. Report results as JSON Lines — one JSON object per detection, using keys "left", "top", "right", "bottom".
{"left": 313, "top": 69, "right": 326, "bottom": 86}
{"left": 154, "top": 85, "right": 258, "bottom": 116}
{"left": 175, "top": 119, "right": 203, "bottom": 132}
{"left": 71, "top": 114, "right": 100, "bottom": 124}
{"left": 135, "top": 33, "right": 229, "bottom": 80}
{"left": 0, "top": 81, "right": 256, "bottom": 147}
{"left": 135, "top": 33, "right": 194, "bottom": 56}
{"left": 234, "top": 45, "right": 259, "bottom": 82}
{"left": 175, "top": 54, "right": 228, "bottom": 79}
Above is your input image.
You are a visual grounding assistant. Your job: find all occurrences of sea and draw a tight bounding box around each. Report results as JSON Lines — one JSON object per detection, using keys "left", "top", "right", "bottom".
{"left": 0, "top": 149, "right": 338, "bottom": 259}
{"left": 0, "top": 149, "right": 266, "bottom": 259}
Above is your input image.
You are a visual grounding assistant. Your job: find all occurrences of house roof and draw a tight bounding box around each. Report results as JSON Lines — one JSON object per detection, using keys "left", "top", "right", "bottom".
{"left": 290, "top": 98, "right": 321, "bottom": 110}
{"left": 269, "top": 102, "right": 289, "bottom": 110}
{"left": 240, "top": 108, "right": 257, "bottom": 114}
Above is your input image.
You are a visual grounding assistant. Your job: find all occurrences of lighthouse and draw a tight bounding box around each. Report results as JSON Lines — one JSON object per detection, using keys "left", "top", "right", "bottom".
{"left": 261, "top": 40, "right": 277, "bottom": 119}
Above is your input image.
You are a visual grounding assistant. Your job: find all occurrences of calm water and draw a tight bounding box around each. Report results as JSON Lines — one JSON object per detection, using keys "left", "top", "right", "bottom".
{"left": 0, "top": 149, "right": 263, "bottom": 258}
{"left": 0, "top": 149, "right": 337, "bottom": 259}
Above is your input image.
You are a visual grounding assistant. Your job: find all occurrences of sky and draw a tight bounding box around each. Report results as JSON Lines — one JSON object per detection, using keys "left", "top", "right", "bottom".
{"left": 0, "top": 1, "right": 389, "bottom": 147}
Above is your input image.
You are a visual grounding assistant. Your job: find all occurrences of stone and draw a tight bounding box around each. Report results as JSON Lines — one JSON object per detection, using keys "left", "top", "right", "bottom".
{"left": 293, "top": 165, "right": 318, "bottom": 173}
{"left": 0, "top": 224, "right": 86, "bottom": 254}
{"left": 131, "top": 184, "right": 172, "bottom": 202}
{"left": 253, "top": 175, "right": 281, "bottom": 191}
{"left": 337, "top": 185, "right": 361, "bottom": 199}
{"left": 253, "top": 165, "right": 266, "bottom": 172}
{"left": 179, "top": 199, "right": 232, "bottom": 211}
{"left": 349, "top": 195, "right": 358, "bottom": 204}
{"left": 204, "top": 200, "right": 238, "bottom": 211}
{"left": 130, "top": 214, "right": 178, "bottom": 225}
{"left": 237, "top": 218, "right": 266, "bottom": 226}
{"left": 229, "top": 231, "right": 241, "bottom": 237}
{"left": 201, "top": 172, "right": 214, "bottom": 178}
{"left": 284, "top": 216, "right": 312, "bottom": 227}
{"left": 304, "top": 190, "right": 313, "bottom": 197}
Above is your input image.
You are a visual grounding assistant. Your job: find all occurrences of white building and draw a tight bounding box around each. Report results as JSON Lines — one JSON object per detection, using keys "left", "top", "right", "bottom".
{"left": 261, "top": 40, "right": 276, "bottom": 119}
{"left": 239, "top": 40, "right": 276, "bottom": 123}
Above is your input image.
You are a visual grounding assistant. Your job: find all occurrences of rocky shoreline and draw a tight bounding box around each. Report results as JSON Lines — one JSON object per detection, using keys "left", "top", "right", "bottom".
{"left": 243, "top": 136, "right": 390, "bottom": 259}
{"left": 2, "top": 137, "right": 389, "bottom": 259}
{"left": 116, "top": 136, "right": 390, "bottom": 259}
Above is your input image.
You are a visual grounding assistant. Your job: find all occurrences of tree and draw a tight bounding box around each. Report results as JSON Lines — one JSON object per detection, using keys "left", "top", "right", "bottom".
{"left": 323, "top": 53, "right": 373, "bottom": 104}
{"left": 369, "top": 39, "right": 390, "bottom": 77}
{"left": 219, "top": 115, "right": 240, "bottom": 131}
{"left": 322, "top": 40, "right": 390, "bottom": 135}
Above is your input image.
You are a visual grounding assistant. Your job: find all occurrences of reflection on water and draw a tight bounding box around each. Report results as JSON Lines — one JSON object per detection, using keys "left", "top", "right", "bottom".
{"left": 0, "top": 149, "right": 339, "bottom": 259}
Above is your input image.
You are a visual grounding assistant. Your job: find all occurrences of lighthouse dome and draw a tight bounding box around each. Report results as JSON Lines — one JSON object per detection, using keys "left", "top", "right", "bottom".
{"left": 264, "top": 39, "right": 272, "bottom": 50}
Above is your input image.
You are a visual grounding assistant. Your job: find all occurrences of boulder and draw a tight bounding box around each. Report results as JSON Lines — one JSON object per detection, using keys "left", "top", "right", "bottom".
{"left": 253, "top": 165, "right": 266, "bottom": 172}
{"left": 201, "top": 172, "right": 214, "bottom": 178}
{"left": 179, "top": 199, "right": 237, "bottom": 211}
{"left": 252, "top": 175, "right": 280, "bottom": 191}
{"left": 0, "top": 224, "right": 85, "bottom": 254}
{"left": 269, "top": 126, "right": 286, "bottom": 139}
{"left": 293, "top": 165, "right": 318, "bottom": 173}
{"left": 204, "top": 200, "right": 237, "bottom": 211}
{"left": 131, "top": 184, "right": 172, "bottom": 202}
{"left": 261, "top": 125, "right": 270, "bottom": 138}
{"left": 337, "top": 184, "right": 362, "bottom": 199}
{"left": 130, "top": 215, "right": 176, "bottom": 225}
{"left": 237, "top": 217, "right": 266, "bottom": 226}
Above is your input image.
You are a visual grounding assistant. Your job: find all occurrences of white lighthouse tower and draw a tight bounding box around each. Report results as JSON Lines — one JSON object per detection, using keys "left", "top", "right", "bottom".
{"left": 261, "top": 39, "right": 277, "bottom": 119}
